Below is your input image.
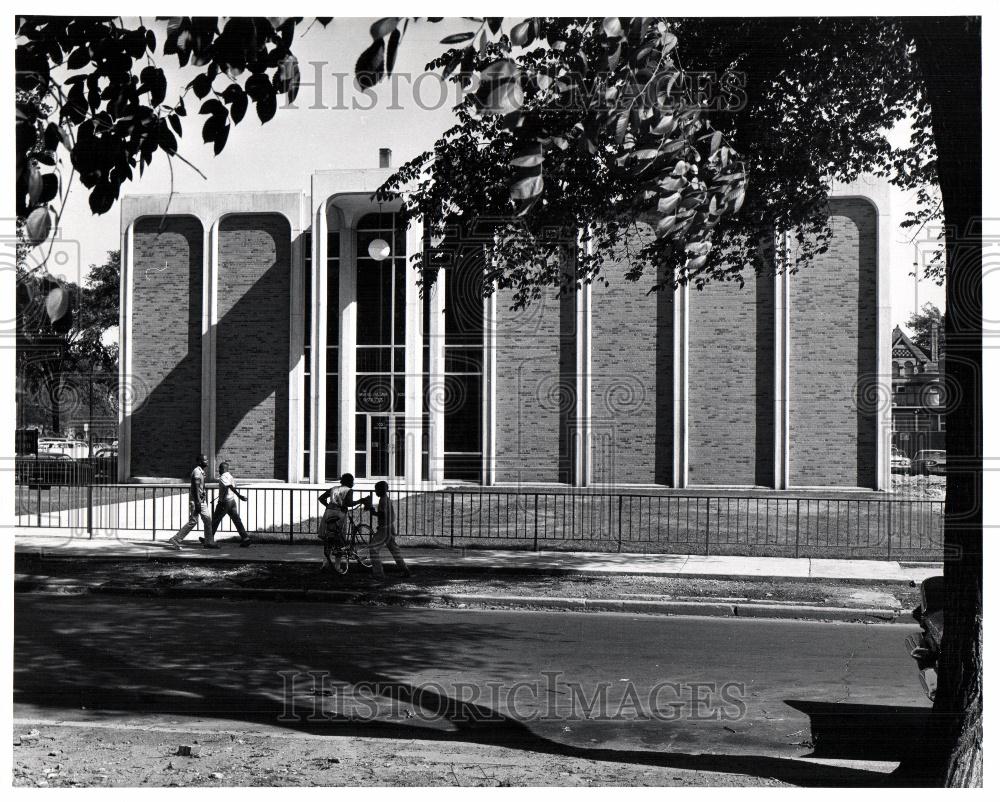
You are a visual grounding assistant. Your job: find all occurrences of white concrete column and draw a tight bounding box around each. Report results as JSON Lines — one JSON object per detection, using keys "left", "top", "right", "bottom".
{"left": 287, "top": 228, "right": 305, "bottom": 483}
{"left": 338, "top": 222, "right": 357, "bottom": 479}
{"left": 117, "top": 225, "right": 135, "bottom": 481}
{"left": 482, "top": 279, "right": 498, "bottom": 486}
{"left": 312, "top": 204, "right": 328, "bottom": 484}
{"left": 672, "top": 275, "right": 689, "bottom": 488}
{"left": 427, "top": 269, "right": 446, "bottom": 485}
{"left": 202, "top": 220, "right": 220, "bottom": 480}
{"left": 574, "top": 249, "right": 593, "bottom": 486}
{"left": 874, "top": 200, "right": 893, "bottom": 492}
{"left": 774, "top": 234, "right": 791, "bottom": 490}
{"left": 403, "top": 223, "right": 424, "bottom": 489}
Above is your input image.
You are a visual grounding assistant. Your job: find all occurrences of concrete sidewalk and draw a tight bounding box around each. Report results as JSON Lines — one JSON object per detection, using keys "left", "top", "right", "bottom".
{"left": 9, "top": 527, "right": 939, "bottom": 584}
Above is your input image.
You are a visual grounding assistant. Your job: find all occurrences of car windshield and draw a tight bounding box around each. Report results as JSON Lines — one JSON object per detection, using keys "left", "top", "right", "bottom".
{"left": 920, "top": 451, "right": 946, "bottom": 458}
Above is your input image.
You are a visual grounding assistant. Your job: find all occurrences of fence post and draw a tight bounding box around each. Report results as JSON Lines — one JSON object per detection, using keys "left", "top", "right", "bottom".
{"left": 533, "top": 494, "right": 539, "bottom": 552}
{"left": 617, "top": 495, "right": 624, "bottom": 553}
{"left": 794, "top": 499, "right": 801, "bottom": 559}
{"left": 450, "top": 492, "right": 455, "bottom": 548}
{"left": 886, "top": 500, "right": 893, "bottom": 561}
{"left": 36, "top": 483, "right": 42, "bottom": 527}
{"left": 704, "top": 496, "right": 711, "bottom": 556}
{"left": 152, "top": 487, "right": 157, "bottom": 541}
{"left": 288, "top": 489, "right": 294, "bottom": 544}
{"left": 87, "top": 484, "right": 93, "bottom": 539}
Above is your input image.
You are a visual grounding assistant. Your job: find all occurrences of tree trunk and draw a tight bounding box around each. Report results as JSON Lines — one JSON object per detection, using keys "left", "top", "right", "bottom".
{"left": 904, "top": 16, "right": 983, "bottom": 787}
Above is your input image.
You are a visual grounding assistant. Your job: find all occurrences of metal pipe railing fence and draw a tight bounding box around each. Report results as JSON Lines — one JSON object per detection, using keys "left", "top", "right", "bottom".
{"left": 13, "top": 483, "right": 946, "bottom": 560}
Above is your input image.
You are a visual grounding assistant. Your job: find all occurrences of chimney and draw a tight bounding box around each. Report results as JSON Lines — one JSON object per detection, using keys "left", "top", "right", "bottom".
{"left": 930, "top": 321, "right": 940, "bottom": 363}
{"left": 379, "top": 148, "right": 392, "bottom": 169}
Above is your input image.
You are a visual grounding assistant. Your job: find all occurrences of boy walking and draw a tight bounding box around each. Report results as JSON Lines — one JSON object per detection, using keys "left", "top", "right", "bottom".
{"left": 318, "top": 473, "right": 367, "bottom": 572}
{"left": 368, "top": 480, "right": 411, "bottom": 582}
{"left": 205, "top": 461, "right": 252, "bottom": 547}
{"left": 166, "top": 454, "right": 216, "bottom": 549}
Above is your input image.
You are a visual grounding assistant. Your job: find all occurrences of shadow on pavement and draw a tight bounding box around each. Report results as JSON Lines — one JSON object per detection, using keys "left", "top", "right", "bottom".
{"left": 15, "top": 595, "right": 915, "bottom": 787}
{"left": 785, "top": 700, "right": 948, "bottom": 762}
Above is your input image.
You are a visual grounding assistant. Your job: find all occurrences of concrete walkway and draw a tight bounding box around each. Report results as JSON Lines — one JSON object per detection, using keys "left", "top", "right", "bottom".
{"left": 9, "top": 527, "right": 939, "bottom": 584}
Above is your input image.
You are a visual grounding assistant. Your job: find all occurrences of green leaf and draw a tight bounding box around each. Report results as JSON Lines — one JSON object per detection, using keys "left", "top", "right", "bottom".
{"left": 190, "top": 72, "right": 212, "bottom": 99}
{"left": 510, "top": 20, "right": 533, "bottom": 46}
{"left": 40, "top": 173, "right": 59, "bottom": 204}
{"left": 27, "top": 165, "right": 43, "bottom": 204}
{"left": 370, "top": 17, "right": 399, "bottom": 40}
{"left": 511, "top": 142, "right": 544, "bottom": 168}
{"left": 213, "top": 122, "right": 230, "bottom": 155}
{"left": 657, "top": 193, "right": 681, "bottom": 215}
{"left": 481, "top": 59, "right": 516, "bottom": 82}
{"left": 25, "top": 205, "right": 51, "bottom": 246}
{"left": 66, "top": 46, "right": 90, "bottom": 70}
{"left": 602, "top": 18, "right": 623, "bottom": 38}
{"left": 385, "top": 29, "right": 401, "bottom": 76}
{"left": 256, "top": 91, "right": 277, "bottom": 124}
{"left": 229, "top": 90, "right": 248, "bottom": 124}
{"left": 510, "top": 172, "right": 543, "bottom": 201}
{"left": 655, "top": 215, "right": 677, "bottom": 237}
{"left": 355, "top": 38, "right": 385, "bottom": 90}
{"left": 45, "top": 283, "right": 71, "bottom": 325}
{"left": 200, "top": 99, "right": 226, "bottom": 117}
{"left": 440, "top": 32, "right": 474, "bottom": 45}
{"left": 482, "top": 80, "right": 523, "bottom": 116}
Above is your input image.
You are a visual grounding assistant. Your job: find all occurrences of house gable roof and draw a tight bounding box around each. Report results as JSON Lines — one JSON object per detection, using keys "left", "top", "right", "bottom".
{"left": 892, "top": 326, "right": 931, "bottom": 362}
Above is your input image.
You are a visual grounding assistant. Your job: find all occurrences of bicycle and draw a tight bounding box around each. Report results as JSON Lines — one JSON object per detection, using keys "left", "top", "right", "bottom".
{"left": 322, "top": 506, "right": 387, "bottom": 575}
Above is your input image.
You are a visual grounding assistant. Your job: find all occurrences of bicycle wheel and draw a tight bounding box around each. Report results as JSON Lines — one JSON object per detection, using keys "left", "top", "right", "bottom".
{"left": 352, "top": 524, "right": 375, "bottom": 568}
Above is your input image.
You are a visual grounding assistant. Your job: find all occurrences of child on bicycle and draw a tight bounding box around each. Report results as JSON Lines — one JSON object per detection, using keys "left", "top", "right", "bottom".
{"left": 318, "top": 472, "right": 367, "bottom": 573}
{"left": 368, "top": 480, "right": 412, "bottom": 582}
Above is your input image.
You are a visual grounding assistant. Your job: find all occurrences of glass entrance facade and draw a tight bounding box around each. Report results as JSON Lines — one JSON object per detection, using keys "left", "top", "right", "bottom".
{"left": 354, "top": 213, "right": 407, "bottom": 478}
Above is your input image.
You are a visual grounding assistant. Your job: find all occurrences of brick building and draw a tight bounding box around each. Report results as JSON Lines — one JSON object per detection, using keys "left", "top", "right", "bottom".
{"left": 118, "top": 168, "right": 892, "bottom": 490}
{"left": 891, "top": 324, "right": 945, "bottom": 459}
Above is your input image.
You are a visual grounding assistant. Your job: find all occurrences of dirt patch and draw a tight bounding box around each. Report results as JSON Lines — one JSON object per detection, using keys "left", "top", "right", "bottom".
{"left": 12, "top": 721, "right": 797, "bottom": 787}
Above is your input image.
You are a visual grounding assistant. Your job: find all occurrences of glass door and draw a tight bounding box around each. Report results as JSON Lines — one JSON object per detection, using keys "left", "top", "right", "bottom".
{"left": 369, "top": 414, "right": 391, "bottom": 478}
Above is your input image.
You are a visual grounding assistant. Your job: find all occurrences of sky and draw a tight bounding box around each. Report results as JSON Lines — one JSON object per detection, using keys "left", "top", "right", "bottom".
{"left": 46, "top": 16, "right": 946, "bottom": 334}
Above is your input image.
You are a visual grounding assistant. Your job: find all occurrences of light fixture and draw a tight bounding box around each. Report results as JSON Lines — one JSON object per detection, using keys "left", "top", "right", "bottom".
{"left": 367, "top": 237, "right": 391, "bottom": 261}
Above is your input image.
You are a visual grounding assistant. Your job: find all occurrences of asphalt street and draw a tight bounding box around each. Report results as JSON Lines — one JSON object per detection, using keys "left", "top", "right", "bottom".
{"left": 15, "top": 595, "right": 935, "bottom": 783}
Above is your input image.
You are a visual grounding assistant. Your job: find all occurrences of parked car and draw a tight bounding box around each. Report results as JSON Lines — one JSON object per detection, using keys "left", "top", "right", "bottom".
{"left": 905, "top": 575, "right": 944, "bottom": 701}
{"left": 912, "top": 449, "right": 947, "bottom": 476}
{"left": 891, "top": 446, "right": 912, "bottom": 474}
{"left": 37, "top": 438, "right": 90, "bottom": 459}
{"left": 16, "top": 453, "right": 94, "bottom": 487}
{"left": 92, "top": 448, "right": 118, "bottom": 483}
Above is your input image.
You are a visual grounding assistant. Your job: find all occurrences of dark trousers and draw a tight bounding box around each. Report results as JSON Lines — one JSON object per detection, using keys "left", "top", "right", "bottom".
{"left": 369, "top": 530, "right": 408, "bottom": 579}
{"left": 212, "top": 497, "right": 249, "bottom": 540}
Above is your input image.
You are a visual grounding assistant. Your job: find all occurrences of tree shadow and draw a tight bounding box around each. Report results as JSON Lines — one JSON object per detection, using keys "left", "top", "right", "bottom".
{"left": 784, "top": 699, "right": 948, "bottom": 762}
{"left": 15, "top": 595, "right": 909, "bottom": 787}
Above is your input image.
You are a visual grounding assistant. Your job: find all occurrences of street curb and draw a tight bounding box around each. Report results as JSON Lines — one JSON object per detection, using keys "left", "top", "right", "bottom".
{"left": 14, "top": 579, "right": 905, "bottom": 623}
{"left": 13, "top": 549, "right": 921, "bottom": 585}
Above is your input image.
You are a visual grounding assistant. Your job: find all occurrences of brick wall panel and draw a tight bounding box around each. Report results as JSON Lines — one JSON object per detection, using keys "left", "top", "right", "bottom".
{"left": 590, "top": 258, "right": 673, "bottom": 486}
{"left": 688, "top": 272, "right": 774, "bottom": 485}
{"left": 789, "top": 198, "right": 878, "bottom": 487}
{"left": 129, "top": 216, "right": 203, "bottom": 478}
{"left": 215, "top": 214, "right": 291, "bottom": 479}
{"left": 494, "top": 290, "right": 570, "bottom": 484}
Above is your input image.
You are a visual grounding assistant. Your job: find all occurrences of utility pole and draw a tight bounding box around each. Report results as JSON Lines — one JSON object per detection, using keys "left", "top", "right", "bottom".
{"left": 88, "top": 361, "right": 94, "bottom": 459}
